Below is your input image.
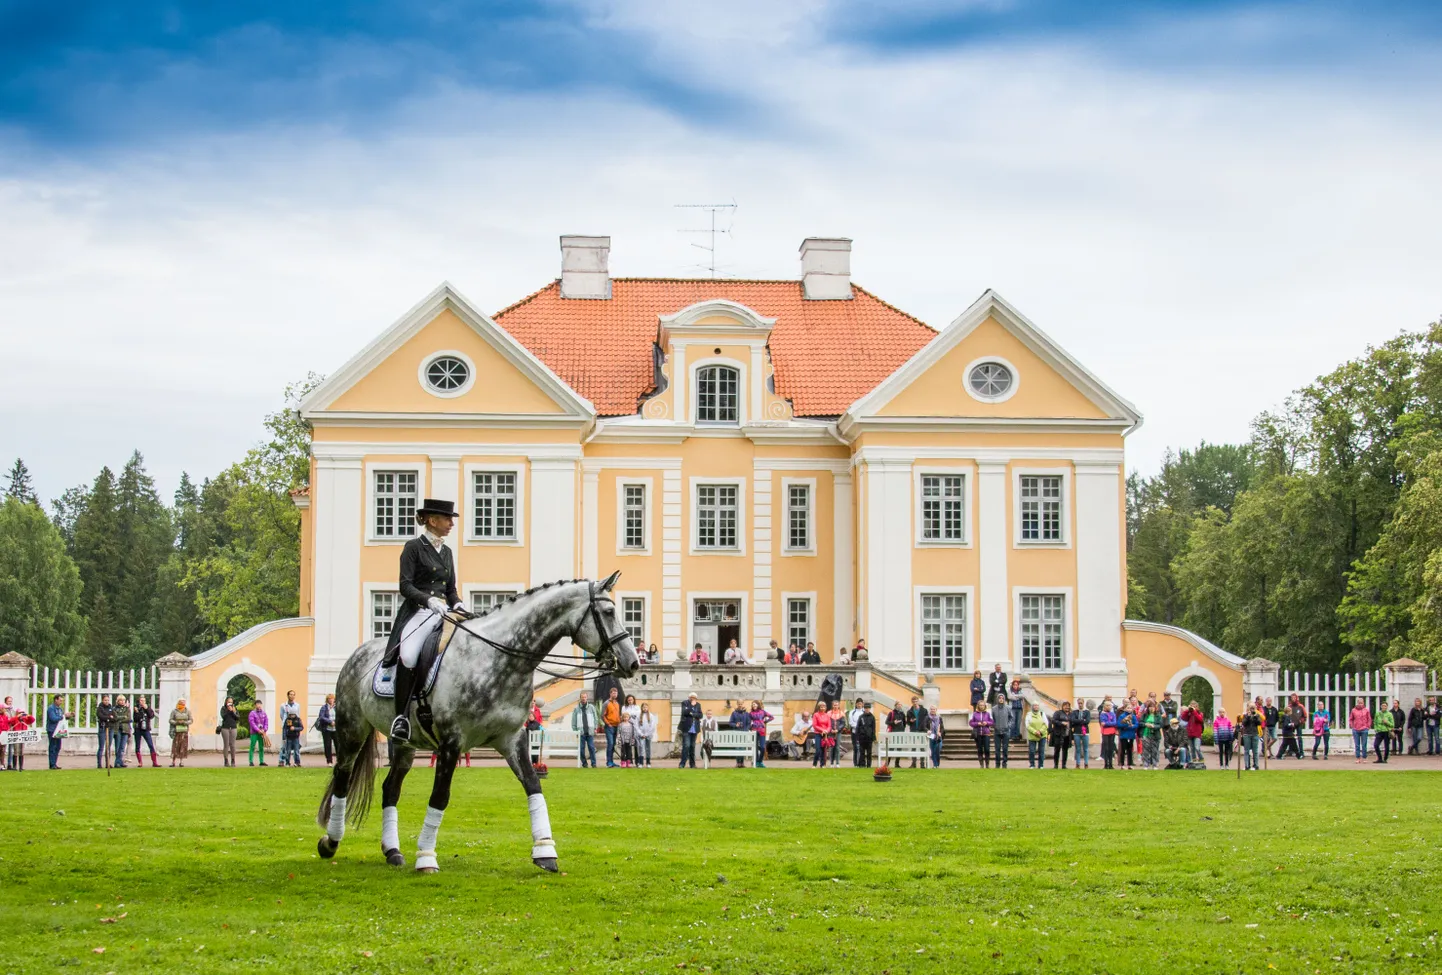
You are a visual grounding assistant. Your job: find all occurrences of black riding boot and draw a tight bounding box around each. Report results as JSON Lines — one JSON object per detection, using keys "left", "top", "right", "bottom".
{"left": 391, "top": 664, "right": 416, "bottom": 742}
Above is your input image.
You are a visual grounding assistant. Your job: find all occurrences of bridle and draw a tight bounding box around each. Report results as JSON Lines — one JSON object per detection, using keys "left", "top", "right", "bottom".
{"left": 444, "top": 580, "right": 633, "bottom": 680}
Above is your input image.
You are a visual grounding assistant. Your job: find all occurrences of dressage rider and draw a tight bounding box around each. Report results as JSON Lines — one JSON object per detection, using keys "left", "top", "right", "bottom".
{"left": 386, "top": 498, "right": 465, "bottom": 742}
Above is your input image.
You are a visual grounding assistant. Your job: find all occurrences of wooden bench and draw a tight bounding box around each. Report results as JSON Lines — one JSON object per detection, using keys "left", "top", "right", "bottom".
{"left": 702, "top": 729, "right": 757, "bottom": 768}
{"left": 879, "top": 731, "right": 930, "bottom": 767}
{"left": 530, "top": 728, "right": 582, "bottom": 767}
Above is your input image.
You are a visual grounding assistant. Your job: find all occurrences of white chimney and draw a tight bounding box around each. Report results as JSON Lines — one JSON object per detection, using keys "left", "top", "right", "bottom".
{"left": 559, "top": 235, "right": 611, "bottom": 299}
{"left": 799, "top": 237, "right": 853, "bottom": 300}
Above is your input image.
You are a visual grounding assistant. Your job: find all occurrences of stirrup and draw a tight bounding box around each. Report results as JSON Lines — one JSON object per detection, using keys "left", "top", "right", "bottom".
{"left": 390, "top": 714, "right": 411, "bottom": 742}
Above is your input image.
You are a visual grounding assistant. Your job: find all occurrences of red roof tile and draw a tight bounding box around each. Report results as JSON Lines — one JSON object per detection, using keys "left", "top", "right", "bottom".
{"left": 493, "top": 279, "right": 935, "bottom": 417}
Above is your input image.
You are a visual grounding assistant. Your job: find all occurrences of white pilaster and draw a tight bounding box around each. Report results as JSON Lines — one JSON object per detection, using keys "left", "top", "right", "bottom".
{"left": 977, "top": 461, "right": 1009, "bottom": 671}
{"left": 749, "top": 345, "right": 764, "bottom": 421}
{"left": 312, "top": 455, "right": 364, "bottom": 664}
{"left": 863, "top": 459, "right": 912, "bottom": 670}
{"left": 529, "top": 459, "right": 578, "bottom": 584}
{"left": 581, "top": 465, "right": 600, "bottom": 579}
{"left": 672, "top": 345, "right": 688, "bottom": 425}
{"left": 752, "top": 466, "right": 773, "bottom": 658}
{"left": 428, "top": 453, "right": 460, "bottom": 506}
{"left": 662, "top": 469, "right": 683, "bottom": 659}
{"left": 832, "top": 472, "right": 854, "bottom": 651}
{"left": 1073, "top": 462, "right": 1127, "bottom": 698}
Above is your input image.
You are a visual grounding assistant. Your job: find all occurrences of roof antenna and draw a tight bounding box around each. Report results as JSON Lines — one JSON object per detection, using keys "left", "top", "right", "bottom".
{"left": 675, "top": 201, "right": 737, "bottom": 278}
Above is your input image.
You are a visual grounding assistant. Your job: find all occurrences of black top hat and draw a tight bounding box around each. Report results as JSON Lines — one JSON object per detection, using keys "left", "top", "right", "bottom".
{"left": 416, "top": 498, "right": 459, "bottom": 519}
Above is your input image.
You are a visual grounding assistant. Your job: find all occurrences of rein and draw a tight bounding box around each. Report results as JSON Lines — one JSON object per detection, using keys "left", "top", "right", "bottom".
{"left": 441, "top": 581, "right": 624, "bottom": 680}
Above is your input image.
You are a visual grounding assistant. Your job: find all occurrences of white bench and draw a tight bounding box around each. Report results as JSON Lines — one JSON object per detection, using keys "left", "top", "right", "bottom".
{"left": 880, "top": 731, "right": 930, "bottom": 767}
{"left": 702, "top": 729, "right": 757, "bottom": 768}
{"left": 530, "top": 728, "right": 582, "bottom": 767}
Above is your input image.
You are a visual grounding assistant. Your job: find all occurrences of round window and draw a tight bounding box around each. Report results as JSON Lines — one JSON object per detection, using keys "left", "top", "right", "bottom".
{"left": 968, "top": 361, "right": 1013, "bottom": 399}
{"left": 424, "top": 355, "right": 470, "bottom": 393}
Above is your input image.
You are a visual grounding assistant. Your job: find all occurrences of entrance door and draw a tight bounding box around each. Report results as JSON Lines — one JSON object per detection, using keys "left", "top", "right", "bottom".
{"left": 695, "top": 623, "right": 718, "bottom": 660}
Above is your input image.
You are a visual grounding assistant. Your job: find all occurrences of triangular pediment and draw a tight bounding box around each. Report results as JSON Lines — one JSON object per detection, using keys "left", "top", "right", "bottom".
{"left": 301, "top": 283, "right": 594, "bottom": 419}
{"left": 842, "top": 290, "right": 1142, "bottom": 430}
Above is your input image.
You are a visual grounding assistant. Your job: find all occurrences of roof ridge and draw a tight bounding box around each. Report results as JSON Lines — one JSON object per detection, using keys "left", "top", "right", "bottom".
{"left": 493, "top": 279, "right": 559, "bottom": 318}
{"left": 851, "top": 283, "right": 936, "bottom": 334}
{"left": 610, "top": 276, "right": 801, "bottom": 284}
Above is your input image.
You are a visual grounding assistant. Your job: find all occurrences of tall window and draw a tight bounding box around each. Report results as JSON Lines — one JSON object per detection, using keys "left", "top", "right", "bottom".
{"left": 1019, "top": 475, "right": 1063, "bottom": 542}
{"left": 472, "top": 472, "right": 517, "bottom": 540}
{"left": 920, "top": 594, "right": 966, "bottom": 670}
{"left": 622, "top": 484, "right": 646, "bottom": 550}
{"left": 621, "top": 597, "right": 645, "bottom": 645}
{"left": 787, "top": 484, "right": 810, "bottom": 550}
{"left": 470, "top": 591, "right": 513, "bottom": 616}
{"left": 371, "top": 591, "right": 400, "bottom": 640}
{"left": 787, "top": 598, "right": 810, "bottom": 650}
{"left": 920, "top": 474, "right": 964, "bottom": 541}
{"left": 695, "top": 365, "right": 740, "bottom": 424}
{"left": 373, "top": 471, "right": 418, "bottom": 538}
{"left": 696, "top": 484, "right": 739, "bottom": 549}
{"left": 1020, "top": 594, "right": 1065, "bottom": 670}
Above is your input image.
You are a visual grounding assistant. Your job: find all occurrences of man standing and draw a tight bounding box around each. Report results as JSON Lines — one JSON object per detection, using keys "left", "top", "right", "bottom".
{"left": 278, "top": 690, "right": 302, "bottom": 767}
{"left": 602, "top": 687, "right": 622, "bottom": 768}
{"left": 571, "top": 691, "right": 598, "bottom": 767}
{"left": 677, "top": 693, "right": 702, "bottom": 769}
{"left": 1262, "top": 698, "right": 1280, "bottom": 758}
{"left": 45, "top": 695, "right": 72, "bottom": 771}
{"left": 1008, "top": 679, "right": 1026, "bottom": 743}
{"left": 991, "top": 691, "right": 1012, "bottom": 767}
{"left": 110, "top": 695, "right": 131, "bottom": 768}
{"left": 905, "top": 696, "right": 926, "bottom": 768}
{"left": 988, "top": 664, "right": 1008, "bottom": 701}
{"left": 855, "top": 702, "right": 876, "bottom": 767}
{"left": 1287, "top": 695, "right": 1308, "bottom": 756}
{"left": 1160, "top": 691, "right": 1179, "bottom": 724}
{"left": 95, "top": 694, "right": 114, "bottom": 769}
{"left": 848, "top": 698, "right": 866, "bottom": 766}
{"left": 729, "top": 702, "right": 752, "bottom": 767}
{"left": 802, "top": 643, "right": 821, "bottom": 665}
{"left": 1426, "top": 697, "right": 1441, "bottom": 756}
{"left": 768, "top": 639, "right": 781, "bottom": 661}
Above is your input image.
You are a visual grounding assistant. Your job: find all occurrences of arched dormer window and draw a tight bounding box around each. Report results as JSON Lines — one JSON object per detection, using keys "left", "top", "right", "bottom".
{"left": 696, "top": 364, "right": 740, "bottom": 424}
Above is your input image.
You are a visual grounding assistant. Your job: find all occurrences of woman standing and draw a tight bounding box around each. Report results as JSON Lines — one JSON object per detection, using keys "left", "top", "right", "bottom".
{"left": 1024, "top": 703, "right": 1048, "bottom": 769}
{"left": 810, "top": 702, "right": 832, "bottom": 768}
{"left": 926, "top": 706, "right": 945, "bottom": 768}
{"left": 1116, "top": 704, "right": 1138, "bottom": 769}
{"left": 316, "top": 693, "right": 337, "bottom": 765}
{"left": 132, "top": 697, "right": 159, "bottom": 768}
{"left": 1390, "top": 700, "right": 1406, "bottom": 755}
{"left": 1240, "top": 704, "right": 1263, "bottom": 771}
{"left": 1139, "top": 702, "right": 1162, "bottom": 770}
{"left": 1372, "top": 703, "right": 1394, "bottom": 764}
{"left": 969, "top": 702, "right": 994, "bottom": 769}
{"left": 1348, "top": 698, "right": 1371, "bottom": 764}
{"left": 1048, "top": 701, "right": 1073, "bottom": 769}
{"left": 827, "top": 701, "right": 846, "bottom": 767}
{"left": 1311, "top": 702, "right": 1331, "bottom": 761}
{"left": 636, "top": 703, "right": 657, "bottom": 767}
{"left": 1212, "top": 708, "right": 1235, "bottom": 769}
{"left": 168, "top": 699, "right": 192, "bottom": 767}
{"left": 111, "top": 696, "right": 132, "bottom": 768}
{"left": 750, "top": 700, "right": 773, "bottom": 768}
{"left": 1070, "top": 700, "right": 1092, "bottom": 769}
{"left": 647, "top": 643, "right": 660, "bottom": 664}
{"left": 968, "top": 671, "right": 987, "bottom": 710}
{"left": 219, "top": 697, "right": 240, "bottom": 767}
{"left": 1098, "top": 702, "right": 1118, "bottom": 769}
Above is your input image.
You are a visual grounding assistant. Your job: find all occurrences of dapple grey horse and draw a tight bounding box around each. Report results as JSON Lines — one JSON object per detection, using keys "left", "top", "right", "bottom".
{"left": 316, "top": 572, "right": 638, "bottom": 873}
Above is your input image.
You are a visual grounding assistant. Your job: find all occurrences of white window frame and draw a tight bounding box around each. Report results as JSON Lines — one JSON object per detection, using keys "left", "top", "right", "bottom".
{"left": 417, "top": 348, "right": 477, "bottom": 399}
{"left": 464, "top": 463, "right": 525, "bottom": 546}
{"left": 1012, "top": 467, "right": 1072, "bottom": 548}
{"left": 462, "top": 582, "right": 525, "bottom": 617}
{"left": 686, "top": 591, "right": 748, "bottom": 662}
{"left": 1013, "top": 586, "right": 1072, "bottom": 673}
{"left": 689, "top": 357, "right": 748, "bottom": 426}
{"left": 913, "top": 466, "right": 971, "bottom": 547}
{"left": 912, "top": 585, "right": 975, "bottom": 673}
{"left": 781, "top": 591, "right": 816, "bottom": 653}
{"left": 780, "top": 477, "right": 817, "bottom": 556}
{"left": 615, "top": 477, "right": 654, "bottom": 557}
{"left": 962, "top": 355, "right": 1020, "bottom": 404}
{"left": 363, "top": 582, "right": 404, "bottom": 641}
{"left": 615, "top": 590, "right": 651, "bottom": 650}
{"left": 689, "top": 477, "right": 747, "bottom": 556}
{"left": 365, "top": 462, "right": 426, "bottom": 545}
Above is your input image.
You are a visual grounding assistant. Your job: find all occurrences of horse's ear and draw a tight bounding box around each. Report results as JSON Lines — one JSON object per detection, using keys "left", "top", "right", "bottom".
{"left": 600, "top": 569, "right": 621, "bottom": 592}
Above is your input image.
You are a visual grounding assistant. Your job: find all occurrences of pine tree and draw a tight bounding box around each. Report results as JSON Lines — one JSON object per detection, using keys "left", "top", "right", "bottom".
{"left": 4, "top": 459, "right": 36, "bottom": 505}
{"left": 113, "top": 451, "right": 174, "bottom": 659}
{"left": 72, "top": 467, "right": 122, "bottom": 667}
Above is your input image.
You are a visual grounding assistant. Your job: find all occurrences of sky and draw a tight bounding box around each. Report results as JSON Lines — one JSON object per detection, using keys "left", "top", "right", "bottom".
{"left": 3, "top": 0, "right": 1441, "bottom": 505}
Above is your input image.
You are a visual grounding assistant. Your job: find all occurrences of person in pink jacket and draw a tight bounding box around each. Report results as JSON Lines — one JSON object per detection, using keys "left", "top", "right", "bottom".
{"left": 1348, "top": 698, "right": 1371, "bottom": 764}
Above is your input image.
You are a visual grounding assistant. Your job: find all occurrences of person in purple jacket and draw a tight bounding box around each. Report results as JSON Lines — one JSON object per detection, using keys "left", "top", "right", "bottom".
{"left": 749, "top": 701, "right": 773, "bottom": 768}
{"left": 248, "top": 705, "right": 270, "bottom": 766}
{"left": 970, "top": 702, "right": 995, "bottom": 769}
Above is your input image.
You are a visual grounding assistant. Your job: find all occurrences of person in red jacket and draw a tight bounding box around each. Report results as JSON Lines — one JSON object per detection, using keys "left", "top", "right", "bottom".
{"left": 1180, "top": 701, "right": 1207, "bottom": 764}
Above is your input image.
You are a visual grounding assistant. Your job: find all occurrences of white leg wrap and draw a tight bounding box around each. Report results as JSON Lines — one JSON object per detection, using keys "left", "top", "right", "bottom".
{"left": 528, "top": 793, "right": 557, "bottom": 860}
{"left": 381, "top": 806, "right": 400, "bottom": 852}
{"left": 416, "top": 806, "right": 444, "bottom": 871}
{"left": 326, "top": 797, "right": 348, "bottom": 843}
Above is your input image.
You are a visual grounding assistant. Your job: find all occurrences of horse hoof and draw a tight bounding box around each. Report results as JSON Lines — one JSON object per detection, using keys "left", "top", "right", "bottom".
{"left": 385, "top": 849, "right": 406, "bottom": 867}
{"left": 318, "top": 837, "right": 338, "bottom": 859}
{"left": 533, "top": 857, "right": 559, "bottom": 873}
{"left": 417, "top": 865, "right": 439, "bottom": 874}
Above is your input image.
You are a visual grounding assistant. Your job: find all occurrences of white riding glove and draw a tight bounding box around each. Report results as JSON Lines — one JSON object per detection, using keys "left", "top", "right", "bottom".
{"left": 452, "top": 601, "right": 467, "bottom": 612}
{"left": 426, "top": 597, "right": 448, "bottom": 614}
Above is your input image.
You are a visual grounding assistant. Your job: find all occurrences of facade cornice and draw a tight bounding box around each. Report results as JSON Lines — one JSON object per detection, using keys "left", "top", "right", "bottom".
{"left": 851, "top": 445, "right": 1125, "bottom": 466}
{"left": 312, "top": 441, "right": 584, "bottom": 460}
{"left": 837, "top": 414, "right": 1131, "bottom": 438}
{"left": 310, "top": 412, "right": 592, "bottom": 430}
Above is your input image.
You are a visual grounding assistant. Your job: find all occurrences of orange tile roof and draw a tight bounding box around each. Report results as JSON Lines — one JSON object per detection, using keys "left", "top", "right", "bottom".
{"left": 493, "top": 279, "right": 935, "bottom": 417}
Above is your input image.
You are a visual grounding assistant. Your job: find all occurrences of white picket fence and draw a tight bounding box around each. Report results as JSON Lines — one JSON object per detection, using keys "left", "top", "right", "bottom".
{"left": 1274, "top": 669, "right": 1440, "bottom": 736}
{"left": 27, "top": 665, "right": 161, "bottom": 732}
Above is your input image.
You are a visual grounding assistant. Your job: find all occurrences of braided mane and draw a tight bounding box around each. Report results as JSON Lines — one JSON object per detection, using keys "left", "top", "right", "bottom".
{"left": 473, "top": 578, "right": 587, "bottom": 620}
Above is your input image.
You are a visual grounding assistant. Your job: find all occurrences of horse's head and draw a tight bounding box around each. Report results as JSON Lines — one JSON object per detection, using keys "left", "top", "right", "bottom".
{"left": 576, "top": 570, "right": 640, "bottom": 677}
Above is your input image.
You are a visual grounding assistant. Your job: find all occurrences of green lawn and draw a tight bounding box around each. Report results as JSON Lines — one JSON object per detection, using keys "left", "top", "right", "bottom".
{"left": 5, "top": 766, "right": 1441, "bottom": 974}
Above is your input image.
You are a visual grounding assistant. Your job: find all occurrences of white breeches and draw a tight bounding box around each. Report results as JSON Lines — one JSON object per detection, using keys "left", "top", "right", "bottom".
{"left": 398, "top": 609, "right": 442, "bottom": 668}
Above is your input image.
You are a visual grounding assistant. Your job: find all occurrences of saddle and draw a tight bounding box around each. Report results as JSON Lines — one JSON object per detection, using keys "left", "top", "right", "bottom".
{"left": 372, "top": 616, "right": 459, "bottom": 702}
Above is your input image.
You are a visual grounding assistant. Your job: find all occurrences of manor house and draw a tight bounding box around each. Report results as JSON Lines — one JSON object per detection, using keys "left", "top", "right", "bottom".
{"left": 177, "top": 235, "right": 1247, "bottom": 738}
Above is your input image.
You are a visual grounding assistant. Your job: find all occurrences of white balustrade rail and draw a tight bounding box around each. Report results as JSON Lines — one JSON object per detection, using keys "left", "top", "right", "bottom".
{"left": 27, "top": 665, "right": 160, "bottom": 731}
{"left": 1275, "top": 670, "right": 1394, "bottom": 737}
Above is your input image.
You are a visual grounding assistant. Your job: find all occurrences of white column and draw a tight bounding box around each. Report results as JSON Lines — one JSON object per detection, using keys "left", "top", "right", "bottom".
{"left": 1073, "top": 462, "right": 1127, "bottom": 699}
{"left": 662, "top": 469, "right": 683, "bottom": 660}
{"left": 428, "top": 453, "right": 460, "bottom": 506}
{"left": 977, "top": 461, "right": 1009, "bottom": 671}
{"left": 832, "top": 471, "right": 854, "bottom": 652}
{"left": 862, "top": 460, "right": 912, "bottom": 671}
{"left": 311, "top": 455, "right": 364, "bottom": 664}
{"left": 752, "top": 466, "right": 773, "bottom": 659}
{"left": 581, "top": 464, "right": 600, "bottom": 579}
{"left": 529, "top": 459, "right": 578, "bottom": 584}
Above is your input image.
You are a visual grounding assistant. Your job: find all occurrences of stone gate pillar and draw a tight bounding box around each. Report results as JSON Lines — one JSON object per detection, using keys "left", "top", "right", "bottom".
{"left": 155, "top": 652, "right": 195, "bottom": 754}
{"left": 1242, "top": 658, "right": 1279, "bottom": 706}
{"left": 0, "top": 652, "right": 33, "bottom": 713}
{"left": 1384, "top": 658, "right": 1429, "bottom": 713}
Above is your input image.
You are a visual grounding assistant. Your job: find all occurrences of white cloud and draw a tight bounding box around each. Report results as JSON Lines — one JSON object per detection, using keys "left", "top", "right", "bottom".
{"left": 2, "top": 12, "right": 1440, "bottom": 503}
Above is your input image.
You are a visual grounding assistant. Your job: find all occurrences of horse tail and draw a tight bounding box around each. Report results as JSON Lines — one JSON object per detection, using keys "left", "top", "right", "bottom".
{"left": 315, "top": 728, "right": 380, "bottom": 829}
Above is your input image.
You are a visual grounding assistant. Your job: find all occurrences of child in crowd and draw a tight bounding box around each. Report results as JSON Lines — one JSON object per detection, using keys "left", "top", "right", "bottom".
{"left": 280, "top": 707, "right": 304, "bottom": 767}
{"left": 1212, "top": 709, "right": 1234, "bottom": 768}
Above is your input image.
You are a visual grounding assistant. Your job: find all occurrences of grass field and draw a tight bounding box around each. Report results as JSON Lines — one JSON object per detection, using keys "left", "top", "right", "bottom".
{"left": 5, "top": 766, "right": 1442, "bottom": 974}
